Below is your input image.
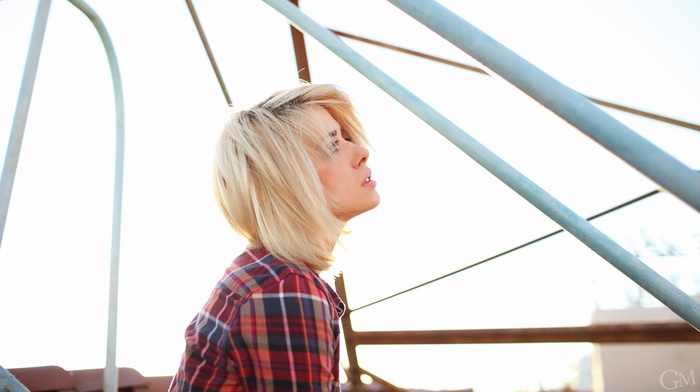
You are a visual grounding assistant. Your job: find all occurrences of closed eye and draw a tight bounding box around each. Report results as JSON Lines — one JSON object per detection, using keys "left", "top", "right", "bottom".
{"left": 342, "top": 129, "right": 353, "bottom": 143}
{"left": 328, "top": 129, "right": 353, "bottom": 154}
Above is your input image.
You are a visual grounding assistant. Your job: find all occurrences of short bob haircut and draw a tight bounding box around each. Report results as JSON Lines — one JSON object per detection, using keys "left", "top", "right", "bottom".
{"left": 213, "top": 83, "right": 369, "bottom": 272}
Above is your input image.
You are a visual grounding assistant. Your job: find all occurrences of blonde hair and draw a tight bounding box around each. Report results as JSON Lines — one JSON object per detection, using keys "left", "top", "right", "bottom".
{"left": 213, "top": 83, "right": 368, "bottom": 271}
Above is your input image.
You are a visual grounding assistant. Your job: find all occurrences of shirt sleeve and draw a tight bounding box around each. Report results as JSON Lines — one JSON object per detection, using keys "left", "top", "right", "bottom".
{"left": 231, "top": 272, "right": 337, "bottom": 391}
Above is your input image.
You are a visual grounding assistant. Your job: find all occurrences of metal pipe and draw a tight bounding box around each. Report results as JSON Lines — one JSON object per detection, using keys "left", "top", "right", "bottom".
{"left": 0, "top": 365, "right": 30, "bottom": 392}
{"left": 329, "top": 29, "right": 700, "bottom": 134}
{"left": 354, "top": 323, "right": 700, "bottom": 345}
{"left": 289, "top": 0, "right": 311, "bottom": 83}
{"left": 261, "top": 0, "right": 700, "bottom": 329}
{"left": 335, "top": 275, "right": 363, "bottom": 390}
{"left": 185, "top": 0, "right": 232, "bottom": 106}
{"left": 386, "top": 0, "right": 700, "bottom": 212}
{"left": 66, "top": 1, "right": 125, "bottom": 391}
{"left": 0, "top": 0, "right": 52, "bottom": 249}
{"left": 352, "top": 189, "right": 662, "bottom": 313}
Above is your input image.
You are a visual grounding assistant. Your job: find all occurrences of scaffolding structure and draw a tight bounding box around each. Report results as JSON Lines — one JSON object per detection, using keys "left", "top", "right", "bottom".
{"left": 2, "top": 1, "right": 699, "bottom": 390}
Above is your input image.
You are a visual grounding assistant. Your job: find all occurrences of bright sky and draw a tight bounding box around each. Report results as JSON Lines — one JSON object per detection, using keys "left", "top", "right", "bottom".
{"left": 1, "top": 0, "right": 700, "bottom": 391}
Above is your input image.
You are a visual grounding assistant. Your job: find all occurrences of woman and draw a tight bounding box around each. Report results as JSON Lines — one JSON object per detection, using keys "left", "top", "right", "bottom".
{"left": 169, "top": 83, "right": 380, "bottom": 391}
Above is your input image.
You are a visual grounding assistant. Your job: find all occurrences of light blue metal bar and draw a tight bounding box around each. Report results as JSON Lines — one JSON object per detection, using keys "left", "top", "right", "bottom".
{"left": 261, "top": 0, "right": 700, "bottom": 329}
{"left": 0, "top": 365, "right": 30, "bottom": 392}
{"left": 388, "top": 0, "right": 700, "bottom": 213}
{"left": 66, "top": 1, "right": 125, "bottom": 391}
{"left": 0, "top": 0, "right": 52, "bottom": 249}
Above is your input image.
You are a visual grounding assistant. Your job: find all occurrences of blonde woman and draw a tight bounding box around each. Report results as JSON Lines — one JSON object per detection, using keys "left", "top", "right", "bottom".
{"left": 170, "top": 84, "right": 380, "bottom": 391}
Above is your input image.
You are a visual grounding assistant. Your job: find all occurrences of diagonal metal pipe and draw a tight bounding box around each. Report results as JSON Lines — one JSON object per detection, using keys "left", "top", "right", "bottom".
{"left": 0, "top": 0, "right": 52, "bottom": 249}
{"left": 386, "top": 0, "right": 700, "bottom": 212}
{"left": 261, "top": 0, "right": 700, "bottom": 330}
{"left": 185, "top": 0, "right": 233, "bottom": 106}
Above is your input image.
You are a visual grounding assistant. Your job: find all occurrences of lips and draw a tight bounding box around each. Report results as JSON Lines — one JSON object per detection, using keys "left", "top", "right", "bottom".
{"left": 363, "top": 169, "right": 372, "bottom": 184}
{"left": 361, "top": 169, "right": 376, "bottom": 187}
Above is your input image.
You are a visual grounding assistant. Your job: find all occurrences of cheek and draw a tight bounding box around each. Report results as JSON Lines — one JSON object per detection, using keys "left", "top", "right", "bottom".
{"left": 320, "top": 175, "right": 354, "bottom": 210}
{"left": 314, "top": 158, "right": 356, "bottom": 202}
{"left": 315, "top": 166, "right": 332, "bottom": 189}
{"left": 315, "top": 162, "right": 343, "bottom": 192}
{"left": 320, "top": 176, "right": 343, "bottom": 198}
{"left": 316, "top": 168, "right": 340, "bottom": 202}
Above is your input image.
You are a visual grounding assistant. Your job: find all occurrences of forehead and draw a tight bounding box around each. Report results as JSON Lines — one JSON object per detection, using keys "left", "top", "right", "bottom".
{"left": 311, "top": 105, "right": 340, "bottom": 134}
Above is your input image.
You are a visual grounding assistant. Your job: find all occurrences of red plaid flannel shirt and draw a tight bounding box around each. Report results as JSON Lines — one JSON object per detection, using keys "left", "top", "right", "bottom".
{"left": 169, "top": 248, "right": 346, "bottom": 391}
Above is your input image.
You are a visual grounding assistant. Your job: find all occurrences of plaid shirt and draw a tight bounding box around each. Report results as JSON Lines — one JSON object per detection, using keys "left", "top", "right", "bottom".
{"left": 169, "top": 248, "right": 346, "bottom": 391}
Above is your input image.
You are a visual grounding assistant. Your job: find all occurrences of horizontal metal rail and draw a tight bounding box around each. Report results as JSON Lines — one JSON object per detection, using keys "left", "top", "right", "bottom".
{"left": 262, "top": 0, "right": 700, "bottom": 330}
{"left": 354, "top": 322, "right": 700, "bottom": 345}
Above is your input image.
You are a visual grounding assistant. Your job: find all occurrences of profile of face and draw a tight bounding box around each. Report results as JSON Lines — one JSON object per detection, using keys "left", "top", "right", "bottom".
{"left": 311, "top": 106, "right": 380, "bottom": 222}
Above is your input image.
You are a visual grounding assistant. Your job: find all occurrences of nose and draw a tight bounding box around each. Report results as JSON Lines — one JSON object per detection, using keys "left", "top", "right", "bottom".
{"left": 355, "top": 144, "right": 369, "bottom": 168}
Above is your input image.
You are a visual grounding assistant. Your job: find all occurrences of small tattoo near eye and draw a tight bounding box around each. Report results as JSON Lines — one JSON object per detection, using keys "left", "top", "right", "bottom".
{"left": 330, "top": 140, "right": 340, "bottom": 154}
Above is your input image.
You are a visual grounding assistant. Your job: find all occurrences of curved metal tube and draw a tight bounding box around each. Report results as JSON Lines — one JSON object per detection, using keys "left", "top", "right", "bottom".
{"left": 66, "top": 1, "right": 125, "bottom": 391}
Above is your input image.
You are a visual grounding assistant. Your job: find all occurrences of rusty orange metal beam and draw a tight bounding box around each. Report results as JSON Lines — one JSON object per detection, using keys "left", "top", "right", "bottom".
{"left": 353, "top": 323, "right": 700, "bottom": 345}
{"left": 335, "top": 274, "right": 363, "bottom": 390}
{"left": 289, "top": 0, "right": 311, "bottom": 82}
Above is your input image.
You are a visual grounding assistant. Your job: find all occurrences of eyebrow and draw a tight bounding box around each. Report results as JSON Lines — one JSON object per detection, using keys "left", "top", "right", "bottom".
{"left": 327, "top": 130, "right": 338, "bottom": 138}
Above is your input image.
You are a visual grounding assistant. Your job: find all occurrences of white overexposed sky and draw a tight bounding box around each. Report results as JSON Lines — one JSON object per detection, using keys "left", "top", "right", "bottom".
{"left": 1, "top": 1, "right": 699, "bottom": 391}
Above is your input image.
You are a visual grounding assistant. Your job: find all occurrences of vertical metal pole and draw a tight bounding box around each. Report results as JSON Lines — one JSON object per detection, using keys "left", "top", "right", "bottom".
{"left": 0, "top": 0, "right": 52, "bottom": 249}
{"left": 288, "top": 0, "right": 312, "bottom": 83}
{"left": 386, "top": 0, "right": 700, "bottom": 213}
{"left": 335, "top": 274, "right": 364, "bottom": 391}
{"left": 260, "top": 0, "right": 700, "bottom": 329}
{"left": 67, "top": 1, "right": 125, "bottom": 391}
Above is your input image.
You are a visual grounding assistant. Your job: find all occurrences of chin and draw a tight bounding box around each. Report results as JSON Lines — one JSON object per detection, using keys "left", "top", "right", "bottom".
{"left": 366, "top": 193, "right": 381, "bottom": 211}
{"left": 345, "top": 203, "right": 381, "bottom": 222}
{"left": 333, "top": 193, "right": 381, "bottom": 221}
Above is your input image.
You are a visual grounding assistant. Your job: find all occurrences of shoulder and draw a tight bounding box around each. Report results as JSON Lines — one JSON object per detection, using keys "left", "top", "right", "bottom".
{"left": 204, "top": 248, "right": 344, "bottom": 320}
{"left": 219, "top": 248, "right": 328, "bottom": 298}
{"left": 189, "top": 250, "right": 326, "bottom": 330}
